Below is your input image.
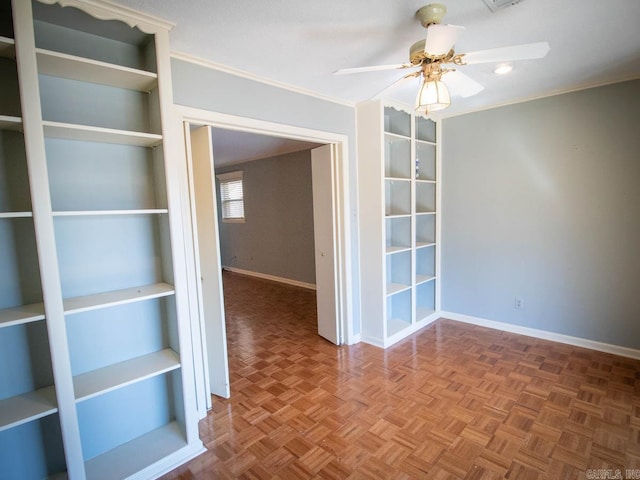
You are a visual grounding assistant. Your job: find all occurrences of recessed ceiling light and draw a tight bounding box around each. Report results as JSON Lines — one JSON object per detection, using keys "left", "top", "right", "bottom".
{"left": 494, "top": 64, "right": 513, "bottom": 75}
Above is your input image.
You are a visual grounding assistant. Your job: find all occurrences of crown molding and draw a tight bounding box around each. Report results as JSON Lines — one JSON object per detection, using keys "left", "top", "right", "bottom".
{"left": 38, "top": 0, "right": 174, "bottom": 32}
{"left": 440, "top": 75, "right": 640, "bottom": 120}
{"left": 170, "top": 51, "right": 355, "bottom": 108}
{"left": 172, "top": 51, "right": 638, "bottom": 120}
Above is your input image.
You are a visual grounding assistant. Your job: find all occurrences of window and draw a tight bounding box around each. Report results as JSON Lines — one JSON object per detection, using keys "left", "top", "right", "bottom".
{"left": 217, "top": 171, "right": 245, "bottom": 223}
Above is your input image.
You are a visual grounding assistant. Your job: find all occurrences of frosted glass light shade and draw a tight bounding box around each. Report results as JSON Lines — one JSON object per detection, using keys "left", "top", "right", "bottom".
{"left": 416, "top": 80, "right": 451, "bottom": 113}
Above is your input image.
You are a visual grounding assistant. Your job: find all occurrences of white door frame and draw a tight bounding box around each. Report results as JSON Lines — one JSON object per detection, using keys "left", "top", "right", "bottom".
{"left": 176, "top": 105, "right": 354, "bottom": 408}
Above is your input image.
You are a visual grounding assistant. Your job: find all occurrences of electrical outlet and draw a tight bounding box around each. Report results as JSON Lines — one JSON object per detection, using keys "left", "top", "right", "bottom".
{"left": 514, "top": 297, "right": 523, "bottom": 309}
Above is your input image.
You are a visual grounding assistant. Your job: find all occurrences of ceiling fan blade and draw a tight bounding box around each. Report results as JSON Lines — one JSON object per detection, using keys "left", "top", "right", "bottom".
{"left": 371, "top": 71, "right": 420, "bottom": 99}
{"left": 424, "top": 24, "right": 465, "bottom": 57}
{"left": 462, "top": 42, "right": 550, "bottom": 65}
{"left": 333, "top": 63, "right": 413, "bottom": 75}
{"left": 442, "top": 70, "right": 484, "bottom": 98}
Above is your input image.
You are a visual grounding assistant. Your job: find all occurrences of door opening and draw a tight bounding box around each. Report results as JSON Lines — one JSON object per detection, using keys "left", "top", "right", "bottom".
{"left": 178, "top": 108, "right": 352, "bottom": 413}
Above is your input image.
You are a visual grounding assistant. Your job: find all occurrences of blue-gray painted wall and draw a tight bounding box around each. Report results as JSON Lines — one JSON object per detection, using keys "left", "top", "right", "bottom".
{"left": 171, "top": 58, "right": 362, "bottom": 335}
{"left": 215, "top": 150, "right": 316, "bottom": 285}
{"left": 441, "top": 80, "right": 640, "bottom": 349}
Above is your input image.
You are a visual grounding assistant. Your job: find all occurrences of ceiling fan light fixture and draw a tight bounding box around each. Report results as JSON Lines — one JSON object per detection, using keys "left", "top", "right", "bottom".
{"left": 334, "top": 3, "right": 550, "bottom": 111}
{"left": 416, "top": 78, "right": 451, "bottom": 113}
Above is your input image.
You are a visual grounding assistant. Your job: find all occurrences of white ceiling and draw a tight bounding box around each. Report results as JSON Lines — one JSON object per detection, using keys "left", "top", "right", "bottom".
{"left": 113, "top": 0, "right": 639, "bottom": 118}
{"left": 209, "top": 128, "right": 321, "bottom": 166}
{"left": 116, "top": 0, "right": 639, "bottom": 164}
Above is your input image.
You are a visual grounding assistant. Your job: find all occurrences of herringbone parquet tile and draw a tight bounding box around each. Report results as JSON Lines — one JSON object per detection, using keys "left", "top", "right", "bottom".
{"left": 162, "top": 272, "right": 640, "bottom": 479}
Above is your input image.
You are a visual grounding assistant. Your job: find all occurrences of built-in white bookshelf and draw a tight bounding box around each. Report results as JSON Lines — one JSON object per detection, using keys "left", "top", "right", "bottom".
{"left": 1, "top": 0, "right": 203, "bottom": 478}
{"left": 358, "top": 101, "right": 439, "bottom": 347}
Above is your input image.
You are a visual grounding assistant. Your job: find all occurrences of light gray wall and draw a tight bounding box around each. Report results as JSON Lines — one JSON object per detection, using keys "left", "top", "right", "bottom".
{"left": 441, "top": 79, "right": 640, "bottom": 349}
{"left": 215, "top": 150, "right": 316, "bottom": 284}
{"left": 171, "top": 58, "right": 361, "bottom": 334}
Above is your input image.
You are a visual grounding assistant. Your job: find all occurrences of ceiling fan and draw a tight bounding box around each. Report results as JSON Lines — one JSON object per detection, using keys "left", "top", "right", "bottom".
{"left": 334, "top": 3, "right": 550, "bottom": 114}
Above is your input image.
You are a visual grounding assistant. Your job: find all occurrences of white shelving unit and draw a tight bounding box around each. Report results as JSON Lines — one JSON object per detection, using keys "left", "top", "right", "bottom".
{"left": 357, "top": 100, "right": 440, "bottom": 347}
{"left": 1, "top": 0, "right": 204, "bottom": 478}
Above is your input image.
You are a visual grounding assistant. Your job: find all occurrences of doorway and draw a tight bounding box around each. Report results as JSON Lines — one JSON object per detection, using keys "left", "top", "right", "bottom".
{"left": 177, "top": 107, "right": 353, "bottom": 416}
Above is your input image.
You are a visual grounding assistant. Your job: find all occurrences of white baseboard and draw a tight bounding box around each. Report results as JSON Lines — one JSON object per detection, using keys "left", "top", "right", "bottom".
{"left": 440, "top": 311, "right": 640, "bottom": 360}
{"left": 223, "top": 266, "right": 316, "bottom": 290}
{"left": 361, "top": 313, "right": 439, "bottom": 349}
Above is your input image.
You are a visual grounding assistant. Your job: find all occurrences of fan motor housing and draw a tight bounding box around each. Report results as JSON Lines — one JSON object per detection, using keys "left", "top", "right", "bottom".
{"left": 410, "top": 39, "right": 456, "bottom": 65}
{"left": 410, "top": 40, "right": 428, "bottom": 64}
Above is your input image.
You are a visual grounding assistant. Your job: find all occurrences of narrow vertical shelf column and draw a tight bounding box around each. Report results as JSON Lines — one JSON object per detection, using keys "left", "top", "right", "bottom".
{"left": 151, "top": 23, "right": 203, "bottom": 448}
{"left": 413, "top": 114, "right": 438, "bottom": 326}
{"left": 357, "top": 100, "right": 439, "bottom": 348}
{"left": 11, "top": 0, "right": 83, "bottom": 478}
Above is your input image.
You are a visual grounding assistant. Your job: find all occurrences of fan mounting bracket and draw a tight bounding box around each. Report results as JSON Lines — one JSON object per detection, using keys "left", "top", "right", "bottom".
{"left": 416, "top": 3, "right": 447, "bottom": 28}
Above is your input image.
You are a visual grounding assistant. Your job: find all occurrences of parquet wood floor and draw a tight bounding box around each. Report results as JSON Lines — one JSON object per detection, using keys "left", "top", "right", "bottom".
{"left": 162, "top": 272, "right": 640, "bottom": 479}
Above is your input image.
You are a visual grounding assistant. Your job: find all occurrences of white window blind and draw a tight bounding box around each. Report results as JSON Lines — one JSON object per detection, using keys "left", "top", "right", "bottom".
{"left": 216, "top": 171, "right": 245, "bottom": 222}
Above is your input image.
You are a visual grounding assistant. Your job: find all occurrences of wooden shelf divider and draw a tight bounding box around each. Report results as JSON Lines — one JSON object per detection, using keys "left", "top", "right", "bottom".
{"left": 36, "top": 48, "right": 158, "bottom": 92}
{"left": 53, "top": 209, "right": 168, "bottom": 217}
{"left": 0, "top": 115, "right": 22, "bottom": 130}
{"left": 0, "top": 211, "right": 33, "bottom": 218}
{"left": 0, "top": 36, "right": 15, "bottom": 58}
{"left": 0, "top": 303, "right": 46, "bottom": 328}
{"left": 73, "top": 349, "right": 181, "bottom": 403}
{"left": 386, "top": 283, "right": 411, "bottom": 296}
{"left": 42, "top": 121, "right": 162, "bottom": 147}
{"left": 0, "top": 386, "right": 58, "bottom": 432}
{"left": 84, "top": 422, "right": 187, "bottom": 480}
{"left": 63, "top": 283, "right": 175, "bottom": 315}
